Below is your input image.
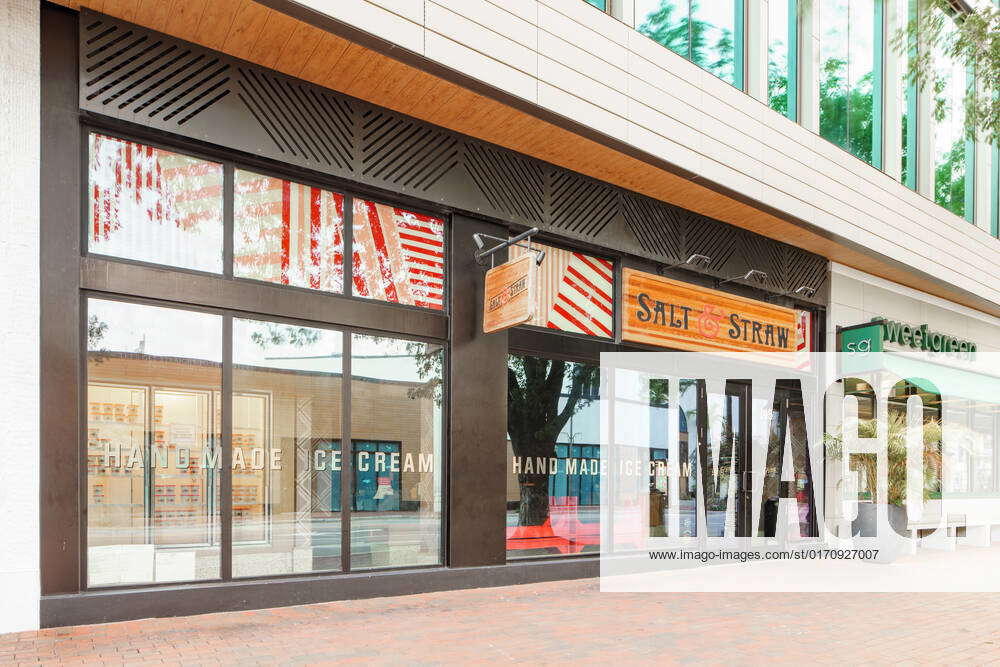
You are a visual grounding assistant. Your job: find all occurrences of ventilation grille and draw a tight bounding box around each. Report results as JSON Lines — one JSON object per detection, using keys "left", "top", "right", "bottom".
{"left": 465, "top": 143, "right": 544, "bottom": 223}
{"left": 78, "top": 9, "right": 827, "bottom": 305}
{"left": 83, "top": 19, "right": 231, "bottom": 126}
{"left": 360, "top": 109, "right": 459, "bottom": 191}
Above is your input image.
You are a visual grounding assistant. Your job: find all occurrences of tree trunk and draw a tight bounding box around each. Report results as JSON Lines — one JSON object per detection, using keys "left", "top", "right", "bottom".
{"left": 517, "top": 472, "right": 551, "bottom": 527}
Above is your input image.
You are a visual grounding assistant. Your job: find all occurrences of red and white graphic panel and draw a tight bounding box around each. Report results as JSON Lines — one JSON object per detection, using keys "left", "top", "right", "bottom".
{"left": 88, "top": 133, "right": 223, "bottom": 273}
{"left": 796, "top": 309, "right": 813, "bottom": 370}
{"left": 352, "top": 200, "right": 445, "bottom": 310}
{"left": 233, "top": 170, "right": 345, "bottom": 293}
{"left": 509, "top": 242, "right": 614, "bottom": 338}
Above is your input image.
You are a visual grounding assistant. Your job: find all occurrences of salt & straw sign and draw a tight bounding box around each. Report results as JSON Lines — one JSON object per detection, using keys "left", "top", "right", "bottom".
{"left": 483, "top": 253, "right": 536, "bottom": 334}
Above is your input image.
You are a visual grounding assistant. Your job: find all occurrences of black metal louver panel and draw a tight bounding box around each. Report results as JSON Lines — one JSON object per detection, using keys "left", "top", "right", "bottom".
{"left": 360, "top": 109, "right": 459, "bottom": 191}
{"left": 464, "top": 142, "right": 544, "bottom": 224}
{"left": 78, "top": 9, "right": 827, "bottom": 305}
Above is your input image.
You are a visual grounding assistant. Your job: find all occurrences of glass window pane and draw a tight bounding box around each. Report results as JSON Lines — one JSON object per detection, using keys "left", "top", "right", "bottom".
{"left": 234, "top": 170, "right": 345, "bottom": 292}
{"left": 507, "top": 354, "right": 601, "bottom": 559}
{"left": 232, "top": 319, "right": 344, "bottom": 577}
{"left": 88, "top": 134, "right": 223, "bottom": 273}
{"left": 768, "top": 0, "right": 792, "bottom": 115}
{"left": 86, "top": 298, "right": 222, "bottom": 586}
{"left": 350, "top": 334, "right": 443, "bottom": 568}
{"left": 932, "top": 11, "right": 970, "bottom": 218}
{"left": 584, "top": 0, "right": 607, "bottom": 9}
{"left": 636, "top": 0, "right": 690, "bottom": 58}
{"left": 691, "top": 0, "right": 736, "bottom": 85}
{"left": 509, "top": 242, "right": 614, "bottom": 338}
{"left": 847, "top": 0, "right": 875, "bottom": 163}
{"left": 819, "top": 0, "right": 850, "bottom": 152}
{"left": 352, "top": 200, "right": 445, "bottom": 310}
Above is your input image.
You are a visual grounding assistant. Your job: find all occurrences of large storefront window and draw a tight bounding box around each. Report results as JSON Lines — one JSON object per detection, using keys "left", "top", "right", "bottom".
{"left": 819, "top": 0, "right": 882, "bottom": 166}
{"left": 350, "top": 334, "right": 444, "bottom": 568}
{"left": 88, "top": 134, "right": 224, "bottom": 273}
{"left": 87, "top": 298, "right": 222, "bottom": 587}
{"left": 231, "top": 318, "right": 344, "bottom": 577}
{"left": 635, "top": 0, "right": 743, "bottom": 87}
{"left": 83, "top": 130, "right": 449, "bottom": 586}
{"left": 506, "top": 354, "right": 600, "bottom": 558}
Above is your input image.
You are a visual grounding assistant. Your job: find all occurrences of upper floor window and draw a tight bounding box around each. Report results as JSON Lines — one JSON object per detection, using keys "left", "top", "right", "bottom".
{"left": 768, "top": 0, "right": 798, "bottom": 119}
{"left": 584, "top": 0, "right": 610, "bottom": 10}
{"left": 88, "top": 134, "right": 223, "bottom": 273}
{"left": 819, "top": 0, "right": 883, "bottom": 167}
{"left": 635, "top": 0, "right": 744, "bottom": 88}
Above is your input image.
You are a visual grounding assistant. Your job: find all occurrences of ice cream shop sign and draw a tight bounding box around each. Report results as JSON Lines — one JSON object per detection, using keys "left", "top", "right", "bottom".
{"left": 622, "top": 269, "right": 798, "bottom": 353}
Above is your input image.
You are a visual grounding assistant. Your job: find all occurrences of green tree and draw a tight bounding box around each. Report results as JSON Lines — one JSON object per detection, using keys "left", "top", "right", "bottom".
{"left": 893, "top": 0, "right": 1000, "bottom": 144}
{"left": 507, "top": 356, "right": 598, "bottom": 526}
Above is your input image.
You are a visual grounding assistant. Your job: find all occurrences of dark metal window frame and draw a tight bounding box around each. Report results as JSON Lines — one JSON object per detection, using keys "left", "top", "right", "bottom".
{"left": 80, "top": 276, "right": 450, "bottom": 591}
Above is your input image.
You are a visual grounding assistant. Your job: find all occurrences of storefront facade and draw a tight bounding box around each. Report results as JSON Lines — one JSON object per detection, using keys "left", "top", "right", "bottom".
{"left": 27, "top": 4, "right": 834, "bottom": 627}
{"left": 5, "top": 0, "right": 1000, "bottom": 634}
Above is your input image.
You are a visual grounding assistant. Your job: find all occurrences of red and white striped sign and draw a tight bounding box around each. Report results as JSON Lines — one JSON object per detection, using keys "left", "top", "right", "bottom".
{"left": 510, "top": 243, "right": 614, "bottom": 338}
{"left": 352, "top": 200, "right": 445, "bottom": 310}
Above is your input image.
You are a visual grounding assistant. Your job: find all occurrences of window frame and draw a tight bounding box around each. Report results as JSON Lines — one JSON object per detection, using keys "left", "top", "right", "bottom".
{"left": 81, "top": 121, "right": 452, "bottom": 316}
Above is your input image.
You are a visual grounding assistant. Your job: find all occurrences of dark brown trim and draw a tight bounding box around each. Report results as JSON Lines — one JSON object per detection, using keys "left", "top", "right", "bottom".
{"left": 41, "top": 2, "right": 83, "bottom": 596}
{"left": 256, "top": 0, "right": 1000, "bottom": 320}
{"left": 80, "top": 257, "right": 448, "bottom": 341}
{"left": 39, "top": 557, "right": 597, "bottom": 628}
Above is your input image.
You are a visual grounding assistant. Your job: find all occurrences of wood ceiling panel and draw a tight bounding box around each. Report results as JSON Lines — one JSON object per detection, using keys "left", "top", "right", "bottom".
{"left": 52, "top": 0, "right": 997, "bottom": 316}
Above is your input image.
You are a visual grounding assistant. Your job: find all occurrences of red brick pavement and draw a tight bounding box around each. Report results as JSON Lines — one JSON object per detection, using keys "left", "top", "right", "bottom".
{"left": 2, "top": 579, "right": 1000, "bottom": 665}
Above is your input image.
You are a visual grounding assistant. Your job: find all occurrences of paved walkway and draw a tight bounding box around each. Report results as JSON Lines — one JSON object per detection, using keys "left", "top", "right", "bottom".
{"left": 2, "top": 578, "right": 1000, "bottom": 665}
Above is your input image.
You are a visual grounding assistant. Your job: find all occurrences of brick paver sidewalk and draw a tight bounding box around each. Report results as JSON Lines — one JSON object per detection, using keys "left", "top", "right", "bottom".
{"left": 2, "top": 578, "right": 999, "bottom": 665}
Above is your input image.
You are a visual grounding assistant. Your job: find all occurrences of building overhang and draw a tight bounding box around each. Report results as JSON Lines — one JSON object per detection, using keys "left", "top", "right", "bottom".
{"left": 48, "top": 0, "right": 1000, "bottom": 317}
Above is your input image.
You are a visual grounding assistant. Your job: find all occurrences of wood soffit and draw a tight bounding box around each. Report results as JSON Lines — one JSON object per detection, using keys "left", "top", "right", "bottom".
{"left": 48, "top": 0, "right": 1000, "bottom": 319}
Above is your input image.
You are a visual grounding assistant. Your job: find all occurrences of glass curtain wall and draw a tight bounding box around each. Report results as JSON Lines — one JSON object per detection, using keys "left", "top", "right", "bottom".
{"left": 635, "top": 0, "right": 744, "bottom": 88}
{"left": 819, "top": 0, "right": 882, "bottom": 166}
{"left": 931, "top": 6, "right": 975, "bottom": 220}
{"left": 768, "top": 0, "right": 798, "bottom": 119}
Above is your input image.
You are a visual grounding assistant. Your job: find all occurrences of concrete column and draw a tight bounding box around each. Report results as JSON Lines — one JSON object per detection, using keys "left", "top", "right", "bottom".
{"left": 798, "top": 0, "right": 821, "bottom": 132}
{"left": 0, "top": 0, "right": 41, "bottom": 635}
{"left": 746, "top": 0, "right": 769, "bottom": 102}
